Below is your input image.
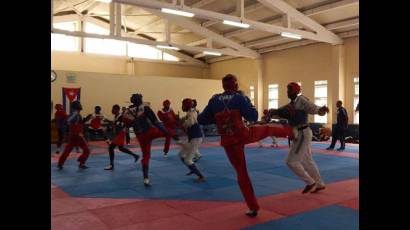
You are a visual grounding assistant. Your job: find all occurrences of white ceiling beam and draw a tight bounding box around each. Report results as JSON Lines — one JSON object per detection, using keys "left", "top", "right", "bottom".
{"left": 162, "top": 49, "right": 208, "bottom": 67}
{"left": 84, "top": 16, "right": 110, "bottom": 30}
{"left": 187, "top": 39, "right": 208, "bottom": 47}
{"left": 77, "top": 0, "right": 98, "bottom": 13}
{"left": 208, "top": 29, "right": 359, "bottom": 63}
{"left": 258, "top": 30, "right": 358, "bottom": 54}
{"left": 165, "top": 19, "right": 170, "bottom": 42}
{"left": 194, "top": 53, "right": 206, "bottom": 59}
{"left": 282, "top": 14, "right": 290, "bottom": 28}
{"left": 51, "top": 28, "right": 258, "bottom": 58}
{"left": 133, "top": 15, "right": 162, "bottom": 32}
{"left": 115, "top": 3, "right": 122, "bottom": 36}
{"left": 133, "top": 0, "right": 216, "bottom": 33}
{"left": 53, "top": 1, "right": 76, "bottom": 14}
{"left": 225, "top": 0, "right": 358, "bottom": 39}
{"left": 206, "top": 38, "right": 212, "bottom": 48}
{"left": 325, "top": 18, "right": 359, "bottom": 30}
{"left": 184, "top": 2, "right": 264, "bottom": 31}
{"left": 191, "top": 0, "right": 217, "bottom": 8}
{"left": 258, "top": 39, "right": 317, "bottom": 53}
{"left": 82, "top": 17, "right": 207, "bottom": 66}
{"left": 237, "top": 0, "right": 245, "bottom": 18}
{"left": 207, "top": 56, "right": 240, "bottom": 64}
{"left": 115, "top": 0, "right": 336, "bottom": 44}
{"left": 337, "top": 30, "right": 359, "bottom": 38}
{"left": 62, "top": 0, "right": 82, "bottom": 16}
{"left": 123, "top": 12, "right": 128, "bottom": 33}
{"left": 142, "top": 7, "right": 260, "bottom": 58}
{"left": 245, "top": 17, "right": 358, "bottom": 48}
{"left": 110, "top": 2, "right": 115, "bottom": 35}
{"left": 51, "top": 0, "right": 53, "bottom": 29}
{"left": 53, "top": 1, "right": 68, "bottom": 14}
{"left": 85, "top": 1, "right": 102, "bottom": 14}
{"left": 128, "top": 29, "right": 206, "bottom": 67}
{"left": 53, "top": 14, "right": 81, "bottom": 23}
{"left": 303, "top": 0, "right": 359, "bottom": 16}
{"left": 125, "top": 56, "right": 205, "bottom": 66}
{"left": 245, "top": 36, "right": 288, "bottom": 48}
{"left": 256, "top": 0, "right": 342, "bottom": 44}
{"left": 186, "top": 2, "right": 264, "bottom": 45}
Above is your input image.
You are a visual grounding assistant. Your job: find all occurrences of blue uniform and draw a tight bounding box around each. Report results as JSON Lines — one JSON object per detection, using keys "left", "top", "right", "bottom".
{"left": 198, "top": 91, "right": 260, "bottom": 211}
{"left": 198, "top": 92, "right": 258, "bottom": 126}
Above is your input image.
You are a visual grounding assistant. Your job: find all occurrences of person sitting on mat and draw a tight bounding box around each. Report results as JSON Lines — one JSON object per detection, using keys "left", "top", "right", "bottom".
{"left": 85, "top": 106, "right": 110, "bottom": 144}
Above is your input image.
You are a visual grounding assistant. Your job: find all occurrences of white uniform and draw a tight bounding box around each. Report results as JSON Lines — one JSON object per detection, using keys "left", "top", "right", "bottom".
{"left": 193, "top": 108, "right": 201, "bottom": 159}
{"left": 286, "top": 95, "right": 324, "bottom": 187}
{"left": 179, "top": 109, "right": 203, "bottom": 165}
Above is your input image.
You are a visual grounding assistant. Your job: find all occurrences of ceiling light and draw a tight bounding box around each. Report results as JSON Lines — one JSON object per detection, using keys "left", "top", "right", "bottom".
{"left": 203, "top": 51, "right": 222, "bottom": 56}
{"left": 280, "top": 32, "right": 302, "bottom": 39}
{"left": 161, "top": 8, "right": 195, "bottom": 17}
{"left": 156, "top": 45, "right": 180, "bottom": 50}
{"left": 223, "top": 20, "right": 250, "bottom": 28}
{"left": 96, "top": 0, "right": 112, "bottom": 3}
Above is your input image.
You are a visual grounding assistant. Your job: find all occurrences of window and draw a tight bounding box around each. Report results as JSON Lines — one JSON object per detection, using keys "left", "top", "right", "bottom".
{"left": 249, "top": 86, "right": 255, "bottom": 105}
{"left": 314, "top": 80, "right": 328, "bottom": 123}
{"left": 268, "top": 84, "right": 279, "bottom": 109}
{"left": 128, "top": 42, "right": 162, "bottom": 60}
{"left": 353, "top": 77, "right": 359, "bottom": 124}
{"left": 51, "top": 22, "right": 79, "bottom": 52}
{"left": 53, "top": 21, "right": 179, "bottom": 61}
{"left": 84, "top": 22, "right": 127, "bottom": 56}
{"left": 163, "top": 52, "right": 179, "bottom": 61}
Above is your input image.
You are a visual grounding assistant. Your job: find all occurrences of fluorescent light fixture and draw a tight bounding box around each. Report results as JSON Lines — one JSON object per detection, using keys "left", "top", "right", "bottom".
{"left": 161, "top": 8, "right": 194, "bottom": 17}
{"left": 223, "top": 20, "right": 250, "bottom": 28}
{"left": 96, "top": 0, "right": 112, "bottom": 3}
{"left": 280, "top": 32, "right": 302, "bottom": 40}
{"left": 156, "top": 45, "right": 180, "bottom": 50}
{"left": 203, "top": 51, "right": 222, "bottom": 56}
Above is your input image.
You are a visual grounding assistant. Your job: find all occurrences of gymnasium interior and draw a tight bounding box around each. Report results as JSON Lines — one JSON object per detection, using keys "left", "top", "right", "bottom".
{"left": 51, "top": 0, "right": 359, "bottom": 229}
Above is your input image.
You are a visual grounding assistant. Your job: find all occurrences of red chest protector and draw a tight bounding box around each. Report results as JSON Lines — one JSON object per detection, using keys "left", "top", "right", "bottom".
{"left": 158, "top": 109, "right": 177, "bottom": 127}
{"left": 90, "top": 117, "right": 102, "bottom": 129}
{"left": 215, "top": 109, "right": 249, "bottom": 146}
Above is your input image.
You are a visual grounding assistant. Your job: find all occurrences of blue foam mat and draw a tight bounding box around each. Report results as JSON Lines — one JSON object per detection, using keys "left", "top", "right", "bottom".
{"left": 51, "top": 140, "right": 358, "bottom": 201}
{"left": 242, "top": 205, "right": 358, "bottom": 230}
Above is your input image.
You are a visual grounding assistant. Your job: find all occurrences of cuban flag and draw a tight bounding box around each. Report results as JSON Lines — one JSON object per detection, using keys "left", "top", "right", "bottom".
{"left": 62, "top": 87, "right": 81, "bottom": 114}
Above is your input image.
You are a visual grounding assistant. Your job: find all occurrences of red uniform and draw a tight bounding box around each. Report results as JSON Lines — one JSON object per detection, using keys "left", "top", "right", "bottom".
{"left": 105, "top": 111, "right": 139, "bottom": 170}
{"left": 111, "top": 114, "right": 127, "bottom": 146}
{"left": 54, "top": 109, "right": 68, "bottom": 149}
{"left": 157, "top": 108, "right": 178, "bottom": 154}
{"left": 58, "top": 111, "right": 90, "bottom": 166}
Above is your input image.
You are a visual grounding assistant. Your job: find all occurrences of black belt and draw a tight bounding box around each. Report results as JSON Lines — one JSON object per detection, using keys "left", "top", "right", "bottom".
{"left": 297, "top": 125, "right": 309, "bottom": 131}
